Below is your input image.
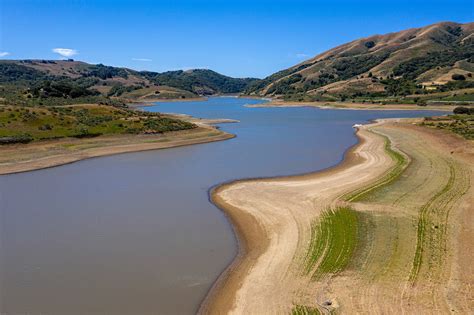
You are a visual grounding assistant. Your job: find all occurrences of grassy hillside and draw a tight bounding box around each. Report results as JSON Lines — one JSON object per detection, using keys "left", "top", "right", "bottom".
{"left": 246, "top": 21, "right": 474, "bottom": 104}
{"left": 0, "top": 60, "right": 258, "bottom": 107}
{"left": 0, "top": 104, "right": 195, "bottom": 144}
{"left": 0, "top": 59, "right": 258, "bottom": 145}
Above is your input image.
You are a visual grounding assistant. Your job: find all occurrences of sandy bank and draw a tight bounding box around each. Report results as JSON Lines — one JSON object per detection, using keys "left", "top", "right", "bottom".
{"left": 0, "top": 126, "right": 233, "bottom": 175}
{"left": 201, "top": 119, "right": 473, "bottom": 314}
{"left": 247, "top": 100, "right": 454, "bottom": 111}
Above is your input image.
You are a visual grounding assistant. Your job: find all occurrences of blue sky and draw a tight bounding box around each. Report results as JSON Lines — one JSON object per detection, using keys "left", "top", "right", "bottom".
{"left": 1, "top": 0, "right": 472, "bottom": 78}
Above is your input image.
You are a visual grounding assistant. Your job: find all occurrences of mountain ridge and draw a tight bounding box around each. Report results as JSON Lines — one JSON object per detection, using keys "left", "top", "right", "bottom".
{"left": 0, "top": 59, "right": 258, "bottom": 106}
{"left": 245, "top": 21, "right": 474, "bottom": 102}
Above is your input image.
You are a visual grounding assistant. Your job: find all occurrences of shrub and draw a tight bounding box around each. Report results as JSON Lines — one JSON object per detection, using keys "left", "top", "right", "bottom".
{"left": 364, "top": 41, "right": 376, "bottom": 49}
{"left": 453, "top": 106, "right": 474, "bottom": 115}
{"left": 0, "top": 133, "right": 33, "bottom": 144}
{"left": 452, "top": 74, "right": 466, "bottom": 81}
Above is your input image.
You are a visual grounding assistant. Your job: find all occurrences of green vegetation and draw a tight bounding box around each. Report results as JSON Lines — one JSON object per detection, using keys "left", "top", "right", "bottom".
{"left": 0, "top": 63, "right": 46, "bottom": 83}
{"left": 452, "top": 74, "right": 466, "bottom": 81}
{"left": 393, "top": 41, "right": 474, "bottom": 80}
{"left": 453, "top": 106, "right": 474, "bottom": 114}
{"left": 421, "top": 113, "right": 474, "bottom": 139}
{"left": 84, "top": 64, "right": 129, "bottom": 80}
{"left": 245, "top": 22, "right": 474, "bottom": 104}
{"left": 0, "top": 60, "right": 258, "bottom": 108}
{"left": 292, "top": 304, "right": 322, "bottom": 315}
{"left": 266, "top": 74, "right": 303, "bottom": 94}
{"left": 304, "top": 206, "right": 360, "bottom": 279}
{"left": 333, "top": 53, "right": 389, "bottom": 81}
{"left": 107, "top": 84, "right": 142, "bottom": 97}
{"left": 142, "top": 69, "right": 258, "bottom": 95}
{"left": 0, "top": 105, "right": 195, "bottom": 144}
{"left": 31, "top": 80, "right": 100, "bottom": 98}
{"left": 344, "top": 135, "right": 409, "bottom": 202}
{"left": 409, "top": 160, "right": 457, "bottom": 284}
{"left": 245, "top": 63, "right": 315, "bottom": 95}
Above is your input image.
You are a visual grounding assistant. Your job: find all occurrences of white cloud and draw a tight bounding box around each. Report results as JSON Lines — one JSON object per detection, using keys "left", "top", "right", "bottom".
{"left": 52, "top": 48, "right": 78, "bottom": 58}
{"left": 0, "top": 52, "right": 10, "bottom": 57}
{"left": 296, "top": 53, "right": 310, "bottom": 58}
{"left": 132, "top": 58, "right": 152, "bottom": 62}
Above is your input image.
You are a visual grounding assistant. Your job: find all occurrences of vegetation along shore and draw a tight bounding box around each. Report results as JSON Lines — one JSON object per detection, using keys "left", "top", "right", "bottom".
{"left": 200, "top": 117, "right": 473, "bottom": 314}
{"left": 0, "top": 104, "right": 235, "bottom": 175}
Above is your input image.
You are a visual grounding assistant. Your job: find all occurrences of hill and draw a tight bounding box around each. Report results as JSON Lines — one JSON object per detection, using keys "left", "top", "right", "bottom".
{"left": 246, "top": 21, "right": 474, "bottom": 104}
{"left": 0, "top": 60, "right": 258, "bottom": 106}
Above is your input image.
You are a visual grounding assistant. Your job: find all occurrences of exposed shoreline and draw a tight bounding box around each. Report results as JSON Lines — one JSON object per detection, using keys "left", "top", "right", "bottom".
{"left": 128, "top": 97, "right": 209, "bottom": 106}
{"left": 200, "top": 119, "right": 473, "bottom": 313}
{"left": 0, "top": 125, "right": 233, "bottom": 175}
{"left": 199, "top": 122, "right": 378, "bottom": 314}
{"left": 246, "top": 100, "right": 455, "bottom": 111}
{"left": 199, "top": 126, "right": 367, "bottom": 314}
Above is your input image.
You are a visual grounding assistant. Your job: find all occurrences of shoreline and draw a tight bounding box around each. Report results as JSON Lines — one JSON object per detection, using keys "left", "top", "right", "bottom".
{"left": 128, "top": 97, "right": 208, "bottom": 106}
{"left": 199, "top": 123, "right": 373, "bottom": 314}
{"left": 200, "top": 119, "right": 473, "bottom": 313}
{"left": 0, "top": 126, "right": 234, "bottom": 175}
{"left": 246, "top": 100, "right": 455, "bottom": 111}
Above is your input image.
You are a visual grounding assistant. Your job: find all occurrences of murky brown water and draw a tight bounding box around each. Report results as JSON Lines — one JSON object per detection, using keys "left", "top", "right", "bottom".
{"left": 0, "top": 97, "right": 444, "bottom": 314}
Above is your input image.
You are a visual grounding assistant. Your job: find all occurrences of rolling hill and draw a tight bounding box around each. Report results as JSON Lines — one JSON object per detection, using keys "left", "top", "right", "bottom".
{"left": 245, "top": 21, "right": 474, "bottom": 103}
{"left": 0, "top": 59, "right": 258, "bottom": 106}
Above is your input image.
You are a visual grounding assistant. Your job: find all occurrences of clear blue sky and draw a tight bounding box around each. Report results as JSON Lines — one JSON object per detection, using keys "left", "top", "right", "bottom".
{"left": 1, "top": 0, "right": 472, "bottom": 78}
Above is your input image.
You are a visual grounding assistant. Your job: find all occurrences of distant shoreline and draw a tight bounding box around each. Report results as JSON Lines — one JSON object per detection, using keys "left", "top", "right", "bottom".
{"left": 128, "top": 97, "right": 208, "bottom": 106}
{"left": 246, "top": 100, "right": 455, "bottom": 111}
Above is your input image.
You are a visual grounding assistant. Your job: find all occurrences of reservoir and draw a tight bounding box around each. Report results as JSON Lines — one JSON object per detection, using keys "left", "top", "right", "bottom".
{"left": 0, "top": 97, "right": 444, "bottom": 314}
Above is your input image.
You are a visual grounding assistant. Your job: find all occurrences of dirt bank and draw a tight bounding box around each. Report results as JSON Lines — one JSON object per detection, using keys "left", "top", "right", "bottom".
{"left": 0, "top": 126, "right": 233, "bottom": 175}
{"left": 201, "top": 119, "right": 473, "bottom": 314}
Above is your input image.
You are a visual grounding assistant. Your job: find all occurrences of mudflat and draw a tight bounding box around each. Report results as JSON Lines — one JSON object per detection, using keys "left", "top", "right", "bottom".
{"left": 202, "top": 119, "right": 473, "bottom": 314}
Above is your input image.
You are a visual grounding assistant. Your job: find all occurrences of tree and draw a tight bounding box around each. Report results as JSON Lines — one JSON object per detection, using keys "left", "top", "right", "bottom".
{"left": 452, "top": 74, "right": 466, "bottom": 81}
{"left": 364, "top": 41, "right": 376, "bottom": 49}
{"left": 453, "top": 106, "right": 473, "bottom": 115}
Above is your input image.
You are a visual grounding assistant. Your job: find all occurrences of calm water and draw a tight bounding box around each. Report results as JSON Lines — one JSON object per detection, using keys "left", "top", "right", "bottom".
{"left": 0, "top": 97, "right": 444, "bottom": 315}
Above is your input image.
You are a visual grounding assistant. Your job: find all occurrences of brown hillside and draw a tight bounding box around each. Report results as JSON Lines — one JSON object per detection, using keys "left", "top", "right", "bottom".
{"left": 248, "top": 21, "right": 474, "bottom": 99}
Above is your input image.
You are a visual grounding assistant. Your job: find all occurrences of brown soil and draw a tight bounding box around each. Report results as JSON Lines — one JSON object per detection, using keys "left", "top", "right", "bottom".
{"left": 201, "top": 120, "right": 473, "bottom": 314}
{"left": 0, "top": 126, "right": 233, "bottom": 175}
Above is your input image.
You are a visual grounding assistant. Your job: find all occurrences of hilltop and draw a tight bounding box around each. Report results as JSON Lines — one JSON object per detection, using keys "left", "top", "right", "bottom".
{"left": 0, "top": 60, "right": 255, "bottom": 145}
{"left": 0, "top": 59, "right": 258, "bottom": 106}
{"left": 246, "top": 21, "right": 474, "bottom": 105}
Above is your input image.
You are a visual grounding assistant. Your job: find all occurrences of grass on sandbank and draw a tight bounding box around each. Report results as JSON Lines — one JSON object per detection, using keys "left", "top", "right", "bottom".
{"left": 291, "top": 304, "right": 322, "bottom": 315}
{"left": 344, "top": 134, "right": 409, "bottom": 202}
{"left": 303, "top": 135, "right": 406, "bottom": 281}
{"left": 304, "top": 206, "right": 361, "bottom": 279}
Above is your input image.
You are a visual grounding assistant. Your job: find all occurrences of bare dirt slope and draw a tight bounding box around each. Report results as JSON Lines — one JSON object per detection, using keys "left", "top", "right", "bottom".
{"left": 202, "top": 120, "right": 473, "bottom": 314}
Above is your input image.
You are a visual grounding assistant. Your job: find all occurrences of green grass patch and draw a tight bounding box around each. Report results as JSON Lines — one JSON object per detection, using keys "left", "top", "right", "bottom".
{"left": 421, "top": 115, "right": 474, "bottom": 140}
{"left": 409, "top": 160, "right": 456, "bottom": 284}
{"left": 304, "top": 206, "right": 360, "bottom": 279}
{"left": 344, "top": 134, "right": 408, "bottom": 202}
{"left": 291, "top": 305, "right": 322, "bottom": 315}
{"left": 0, "top": 105, "right": 195, "bottom": 144}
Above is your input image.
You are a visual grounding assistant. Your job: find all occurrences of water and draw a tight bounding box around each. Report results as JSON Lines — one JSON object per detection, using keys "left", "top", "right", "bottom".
{"left": 0, "top": 97, "right": 444, "bottom": 314}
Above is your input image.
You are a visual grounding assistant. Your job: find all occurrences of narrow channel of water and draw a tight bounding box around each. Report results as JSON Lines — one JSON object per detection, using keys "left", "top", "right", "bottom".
{"left": 0, "top": 97, "right": 445, "bottom": 314}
